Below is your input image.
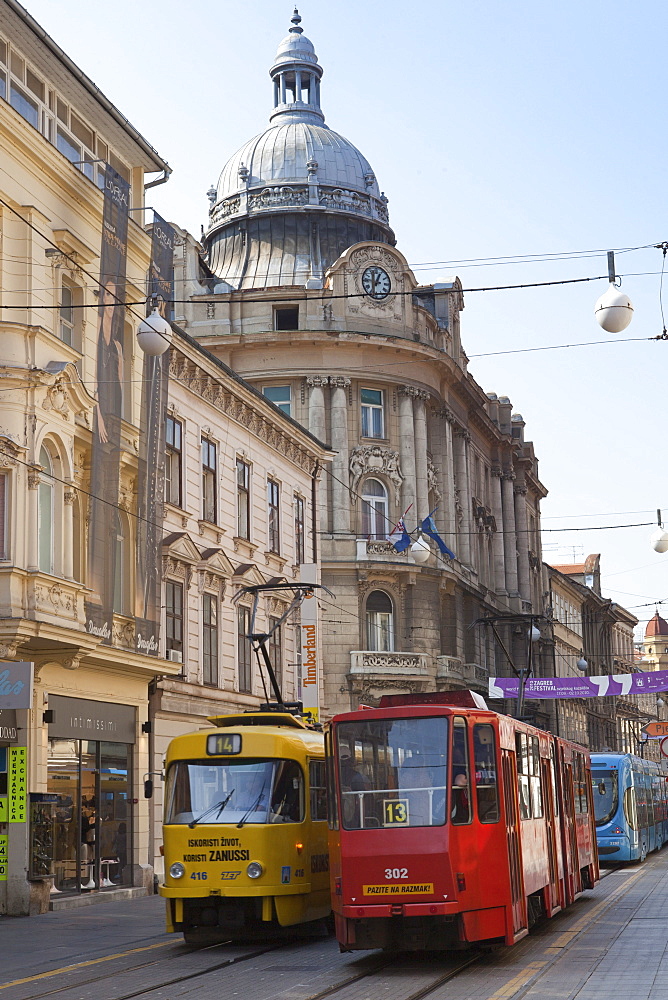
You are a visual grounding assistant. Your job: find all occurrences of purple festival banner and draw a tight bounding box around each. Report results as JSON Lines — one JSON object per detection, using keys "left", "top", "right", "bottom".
{"left": 489, "top": 670, "right": 668, "bottom": 700}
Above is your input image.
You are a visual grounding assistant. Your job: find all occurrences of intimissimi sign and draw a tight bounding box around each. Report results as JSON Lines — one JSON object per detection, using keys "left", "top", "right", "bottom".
{"left": 47, "top": 695, "right": 136, "bottom": 744}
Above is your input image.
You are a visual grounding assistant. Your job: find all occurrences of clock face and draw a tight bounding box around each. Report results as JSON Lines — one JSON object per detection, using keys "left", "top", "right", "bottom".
{"left": 362, "top": 265, "right": 391, "bottom": 300}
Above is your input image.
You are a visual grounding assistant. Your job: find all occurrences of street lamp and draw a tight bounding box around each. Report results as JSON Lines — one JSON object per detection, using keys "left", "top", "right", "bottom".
{"left": 595, "top": 252, "right": 634, "bottom": 333}
{"left": 137, "top": 306, "right": 172, "bottom": 356}
{"left": 411, "top": 537, "right": 431, "bottom": 564}
{"left": 651, "top": 509, "right": 668, "bottom": 553}
{"left": 577, "top": 656, "right": 588, "bottom": 672}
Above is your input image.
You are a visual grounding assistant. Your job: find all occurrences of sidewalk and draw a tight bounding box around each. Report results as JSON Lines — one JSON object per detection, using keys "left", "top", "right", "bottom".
{"left": 0, "top": 894, "right": 171, "bottom": 983}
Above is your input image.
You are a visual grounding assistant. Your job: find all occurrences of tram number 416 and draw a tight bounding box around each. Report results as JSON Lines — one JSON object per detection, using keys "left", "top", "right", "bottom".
{"left": 383, "top": 798, "right": 409, "bottom": 826}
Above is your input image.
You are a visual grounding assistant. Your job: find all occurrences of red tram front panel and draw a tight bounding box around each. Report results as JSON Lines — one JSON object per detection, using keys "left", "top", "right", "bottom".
{"left": 327, "top": 694, "right": 598, "bottom": 953}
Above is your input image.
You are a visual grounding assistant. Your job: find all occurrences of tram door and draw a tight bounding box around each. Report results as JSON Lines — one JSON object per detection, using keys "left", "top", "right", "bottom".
{"left": 501, "top": 750, "right": 526, "bottom": 935}
{"left": 540, "top": 757, "right": 560, "bottom": 915}
{"left": 560, "top": 760, "right": 580, "bottom": 903}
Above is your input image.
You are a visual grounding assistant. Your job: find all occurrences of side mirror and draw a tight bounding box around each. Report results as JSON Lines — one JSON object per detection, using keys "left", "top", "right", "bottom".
{"left": 144, "top": 779, "right": 153, "bottom": 799}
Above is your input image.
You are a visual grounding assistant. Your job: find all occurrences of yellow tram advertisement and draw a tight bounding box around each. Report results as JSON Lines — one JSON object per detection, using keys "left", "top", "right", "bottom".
{"left": 160, "top": 711, "right": 329, "bottom": 944}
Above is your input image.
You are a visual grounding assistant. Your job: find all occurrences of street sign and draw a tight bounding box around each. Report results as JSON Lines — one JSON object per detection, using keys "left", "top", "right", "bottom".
{"left": 640, "top": 721, "right": 668, "bottom": 739}
{"left": 660, "top": 736, "right": 668, "bottom": 759}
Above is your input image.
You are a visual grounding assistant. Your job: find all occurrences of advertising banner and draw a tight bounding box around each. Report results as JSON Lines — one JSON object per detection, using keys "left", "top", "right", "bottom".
{"left": 489, "top": 669, "right": 668, "bottom": 700}
{"left": 0, "top": 662, "right": 33, "bottom": 710}
{"left": 86, "top": 164, "right": 130, "bottom": 644}
{"left": 8, "top": 746, "right": 27, "bottom": 823}
{"left": 135, "top": 214, "right": 174, "bottom": 655}
{"left": 299, "top": 565, "right": 319, "bottom": 724}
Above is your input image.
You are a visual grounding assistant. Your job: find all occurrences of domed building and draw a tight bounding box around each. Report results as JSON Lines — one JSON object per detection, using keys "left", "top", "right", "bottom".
{"left": 174, "top": 10, "right": 550, "bottom": 720}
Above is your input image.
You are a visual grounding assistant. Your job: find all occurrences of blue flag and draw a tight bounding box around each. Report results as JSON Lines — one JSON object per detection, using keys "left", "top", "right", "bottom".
{"left": 388, "top": 517, "right": 411, "bottom": 553}
{"left": 421, "top": 514, "right": 455, "bottom": 559}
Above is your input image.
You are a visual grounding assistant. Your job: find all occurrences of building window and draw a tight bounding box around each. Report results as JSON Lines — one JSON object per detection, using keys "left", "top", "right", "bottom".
{"left": 237, "top": 606, "right": 253, "bottom": 693}
{"left": 366, "top": 590, "right": 394, "bottom": 651}
{"left": 202, "top": 594, "right": 218, "bottom": 686}
{"left": 112, "top": 513, "right": 131, "bottom": 615}
{"left": 201, "top": 437, "right": 217, "bottom": 523}
{"left": 361, "top": 388, "right": 384, "bottom": 438}
{"left": 268, "top": 618, "right": 283, "bottom": 691}
{"left": 263, "top": 385, "right": 291, "bottom": 416}
{"left": 361, "top": 478, "right": 388, "bottom": 540}
{"left": 268, "top": 479, "right": 280, "bottom": 554}
{"left": 237, "top": 459, "right": 250, "bottom": 539}
{"left": 38, "top": 445, "right": 54, "bottom": 574}
{"left": 294, "top": 494, "right": 305, "bottom": 564}
{"left": 165, "top": 416, "right": 182, "bottom": 507}
{"left": 165, "top": 581, "right": 184, "bottom": 657}
{"left": 274, "top": 306, "right": 299, "bottom": 331}
{"left": 59, "top": 282, "right": 74, "bottom": 345}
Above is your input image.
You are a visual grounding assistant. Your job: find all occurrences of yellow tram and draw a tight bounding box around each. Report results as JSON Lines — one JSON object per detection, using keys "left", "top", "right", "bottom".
{"left": 159, "top": 709, "right": 330, "bottom": 944}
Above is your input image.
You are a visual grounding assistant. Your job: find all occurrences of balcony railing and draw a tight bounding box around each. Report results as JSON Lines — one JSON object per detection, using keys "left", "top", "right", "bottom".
{"left": 350, "top": 650, "right": 429, "bottom": 675}
{"left": 437, "top": 656, "right": 489, "bottom": 688}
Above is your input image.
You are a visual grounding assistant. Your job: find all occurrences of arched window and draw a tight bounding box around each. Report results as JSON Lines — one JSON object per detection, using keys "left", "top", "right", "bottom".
{"left": 366, "top": 590, "right": 394, "bottom": 651}
{"left": 112, "top": 512, "right": 131, "bottom": 615}
{"left": 361, "top": 478, "right": 388, "bottom": 541}
{"left": 38, "top": 445, "right": 54, "bottom": 573}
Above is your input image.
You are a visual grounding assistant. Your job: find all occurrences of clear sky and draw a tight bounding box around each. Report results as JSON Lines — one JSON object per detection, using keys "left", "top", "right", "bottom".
{"left": 24, "top": 0, "right": 667, "bottom": 639}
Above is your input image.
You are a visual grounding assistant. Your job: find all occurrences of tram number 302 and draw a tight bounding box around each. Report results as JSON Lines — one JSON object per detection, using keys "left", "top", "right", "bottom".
{"left": 385, "top": 868, "right": 408, "bottom": 879}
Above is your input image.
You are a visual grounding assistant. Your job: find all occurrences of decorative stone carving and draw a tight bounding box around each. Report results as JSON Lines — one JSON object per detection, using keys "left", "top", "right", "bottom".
{"left": 399, "top": 385, "right": 421, "bottom": 399}
{"left": 250, "top": 186, "right": 308, "bottom": 210}
{"left": 349, "top": 445, "right": 404, "bottom": 505}
{"left": 354, "top": 652, "right": 427, "bottom": 671}
{"left": 426, "top": 459, "right": 441, "bottom": 504}
{"left": 43, "top": 380, "right": 70, "bottom": 419}
{"left": 319, "top": 188, "right": 371, "bottom": 216}
{"left": 307, "top": 159, "right": 318, "bottom": 175}
{"left": 112, "top": 619, "right": 136, "bottom": 649}
{"left": 454, "top": 487, "right": 464, "bottom": 527}
{"left": 329, "top": 376, "right": 351, "bottom": 389}
{"left": 514, "top": 483, "right": 528, "bottom": 496}
{"left": 306, "top": 375, "right": 329, "bottom": 389}
{"left": 366, "top": 540, "right": 394, "bottom": 555}
{"left": 64, "top": 490, "right": 76, "bottom": 506}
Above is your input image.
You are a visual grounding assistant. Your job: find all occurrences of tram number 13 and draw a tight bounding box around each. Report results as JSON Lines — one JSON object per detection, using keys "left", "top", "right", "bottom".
{"left": 383, "top": 798, "right": 409, "bottom": 826}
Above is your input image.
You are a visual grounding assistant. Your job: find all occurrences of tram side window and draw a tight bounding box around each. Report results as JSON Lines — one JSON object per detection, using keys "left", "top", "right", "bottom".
{"left": 473, "top": 724, "right": 499, "bottom": 823}
{"left": 550, "top": 748, "right": 560, "bottom": 817}
{"left": 451, "top": 717, "right": 471, "bottom": 825}
{"left": 573, "top": 754, "right": 589, "bottom": 815}
{"left": 309, "top": 759, "right": 327, "bottom": 821}
{"left": 325, "top": 731, "right": 339, "bottom": 829}
{"left": 270, "top": 760, "right": 304, "bottom": 823}
{"left": 515, "top": 734, "right": 531, "bottom": 820}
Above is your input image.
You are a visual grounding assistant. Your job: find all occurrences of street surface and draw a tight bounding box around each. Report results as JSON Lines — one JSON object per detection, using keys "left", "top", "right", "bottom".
{"left": 0, "top": 851, "right": 666, "bottom": 999}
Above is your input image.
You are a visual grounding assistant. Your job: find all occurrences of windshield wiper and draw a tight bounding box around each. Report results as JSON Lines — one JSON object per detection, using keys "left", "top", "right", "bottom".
{"left": 188, "top": 789, "right": 235, "bottom": 829}
{"left": 237, "top": 781, "right": 267, "bottom": 829}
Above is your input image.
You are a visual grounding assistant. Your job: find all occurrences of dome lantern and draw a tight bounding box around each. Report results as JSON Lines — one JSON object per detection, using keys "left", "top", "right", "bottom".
{"left": 269, "top": 8, "right": 325, "bottom": 126}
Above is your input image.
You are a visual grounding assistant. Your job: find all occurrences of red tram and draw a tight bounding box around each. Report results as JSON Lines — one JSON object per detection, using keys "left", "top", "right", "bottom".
{"left": 325, "top": 691, "right": 598, "bottom": 951}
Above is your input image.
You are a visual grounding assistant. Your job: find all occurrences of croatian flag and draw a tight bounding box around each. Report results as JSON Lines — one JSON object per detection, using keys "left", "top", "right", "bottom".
{"left": 388, "top": 517, "right": 411, "bottom": 553}
{"left": 421, "top": 514, "right": 455, "bottom": 559}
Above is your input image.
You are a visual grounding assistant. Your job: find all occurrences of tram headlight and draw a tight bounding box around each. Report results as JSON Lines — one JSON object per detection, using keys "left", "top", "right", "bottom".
{"left": 246, "top": 861, "right": 264, "bottom": 879}
{"left": 169, "top": 862, "right": 186, "bottom": 879}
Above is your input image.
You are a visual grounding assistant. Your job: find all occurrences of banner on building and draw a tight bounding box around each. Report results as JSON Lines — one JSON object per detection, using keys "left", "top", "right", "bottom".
{"left": 86, "top": 164, "right": 130, "bottom": 644}
{"left": 8, "top": 747, "right": 27, "bottom": 823}
{"left": 299, "top": 565, "right": 319, "bottom": 724}
{"left": 489, "top": 669, "right": 668, "bottom": 700}
{"left": 135, "top": 214, "right": 175, "bottom": 655}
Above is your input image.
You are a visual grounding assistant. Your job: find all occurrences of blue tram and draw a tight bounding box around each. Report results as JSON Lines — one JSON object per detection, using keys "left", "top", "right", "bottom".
{"left": 590, "top": 753, "right": 668, "bottom": 863}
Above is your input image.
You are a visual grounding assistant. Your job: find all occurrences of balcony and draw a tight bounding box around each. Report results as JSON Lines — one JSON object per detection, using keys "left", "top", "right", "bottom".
{"left": 350, "top": 650, "right": 429, "bottom": 675}
{"left": 436, "top": 656, "right": 488, "bottom": 691}
{"left": 356, "top": 538, "right": 402, "bottom": 560}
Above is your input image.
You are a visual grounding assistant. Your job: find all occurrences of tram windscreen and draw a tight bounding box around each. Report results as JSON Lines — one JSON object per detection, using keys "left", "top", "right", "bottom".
{"left": 336, "top": 717, "right": 447, "bottom": 830}
{"left": 164, "top": 758, "right": 304, "bottom": 825}
{"left": 592, "top": 769, "right": 618, "bottom": 827}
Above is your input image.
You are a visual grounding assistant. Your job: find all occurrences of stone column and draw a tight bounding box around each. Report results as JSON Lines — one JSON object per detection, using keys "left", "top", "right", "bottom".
{"left": 514, "top": 482, "right": 531, "bottom": 604}
{"left": 63, "top": 488, "right": 75, "bottom": 580}
{"left": 453, "top": 428, "right": 471, "bottom": 566}
{"left": 442, "top": 410, "right": 457, "bottom": 552}
{"left": 307, "top": 376, "right": 329, "bottom": 533}
{"left": 501, "top": 472, "right": 519, "bottom": 596}
{"left": 398, "top": 387, "right": 418, "bottom": 514}
{"left": 27, "top": 464, "right": 40, "bottom": 571}
{"left": 414, "top": 391, "right": 429, "bottom": 523}
{"left": 490, "top": 467, "right": 506, "bottom": 595}
{"left": 329, "top": 377, "right": 351, "bottom": 535}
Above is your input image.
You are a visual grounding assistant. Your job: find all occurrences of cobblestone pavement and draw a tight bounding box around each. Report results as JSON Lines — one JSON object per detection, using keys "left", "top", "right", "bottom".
{"left": 0, "top": 851, "right": 666, "bottom": 999}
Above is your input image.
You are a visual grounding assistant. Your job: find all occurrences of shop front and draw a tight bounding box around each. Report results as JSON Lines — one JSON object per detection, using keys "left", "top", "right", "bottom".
{"left": 33, "top": 696, "right": 136, "bottom": 895}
